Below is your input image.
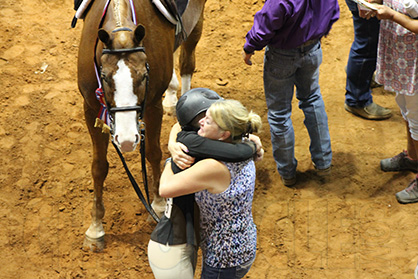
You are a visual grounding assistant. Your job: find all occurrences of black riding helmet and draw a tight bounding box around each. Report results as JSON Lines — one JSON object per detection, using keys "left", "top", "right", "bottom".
{"left": 176, "top": 88, "right": 223, "bottom": 131}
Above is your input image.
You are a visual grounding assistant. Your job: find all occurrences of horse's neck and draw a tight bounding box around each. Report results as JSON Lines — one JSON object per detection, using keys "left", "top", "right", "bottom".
{"left": 105, "top": 0, "right": 134, "bottom": 29}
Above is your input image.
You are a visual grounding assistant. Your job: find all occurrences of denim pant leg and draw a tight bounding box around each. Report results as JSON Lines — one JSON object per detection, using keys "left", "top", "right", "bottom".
{"left": 345, "top": 0, "right": 380, "bottom": 107}
{"left": 201, "top": 255, "right": 255, "bottom": 279}
{"left": 295, "top": 43, "right": 332, "bottom": 169}
{"left": 263, "top": 46, "right": 299, "bottom": 179}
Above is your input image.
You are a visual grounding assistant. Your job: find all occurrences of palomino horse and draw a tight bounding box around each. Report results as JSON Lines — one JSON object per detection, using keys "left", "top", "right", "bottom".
{"left": 77, "top": 0, "right": 205, "bottom": 250}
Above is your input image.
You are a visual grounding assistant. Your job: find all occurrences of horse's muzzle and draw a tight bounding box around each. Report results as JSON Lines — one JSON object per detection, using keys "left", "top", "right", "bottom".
{"left": 114, "top": 134, "right": 140, "bottom": 152}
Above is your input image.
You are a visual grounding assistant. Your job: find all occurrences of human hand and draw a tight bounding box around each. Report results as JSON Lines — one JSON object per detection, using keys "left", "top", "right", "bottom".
{"left": 242, "top": 50, "right": 254, "bottom": 66}
{"left": 375, "top": 5, "right": 396, "bottom": 20}
{"left": 248, "top": 134, "right": 264, "bottom": 162}
{"left": 358, "top": 4, "right": 377, "bottom": 19}
{"left": 169, "top": 142, "right": 195, "bottom": 169}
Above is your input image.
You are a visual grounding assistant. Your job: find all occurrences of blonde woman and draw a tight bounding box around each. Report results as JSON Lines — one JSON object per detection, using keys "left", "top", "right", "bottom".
{"left": 159, "top": 99, "right": 262, "bottom": 279}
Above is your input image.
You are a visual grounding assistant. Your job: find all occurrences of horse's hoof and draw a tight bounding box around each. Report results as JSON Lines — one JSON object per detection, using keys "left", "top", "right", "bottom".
{"left": 83, "top": 235, "right": 105, "bottom": 252}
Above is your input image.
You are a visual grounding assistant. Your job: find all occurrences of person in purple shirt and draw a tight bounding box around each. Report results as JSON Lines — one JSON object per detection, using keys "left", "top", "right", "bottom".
{"left": 243, "top": 0, "right": 339, "bottom": 187}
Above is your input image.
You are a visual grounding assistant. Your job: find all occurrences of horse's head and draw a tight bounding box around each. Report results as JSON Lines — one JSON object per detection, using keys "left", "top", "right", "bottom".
{"left": 98, "top": 25, "right": 148, "bottom": 152}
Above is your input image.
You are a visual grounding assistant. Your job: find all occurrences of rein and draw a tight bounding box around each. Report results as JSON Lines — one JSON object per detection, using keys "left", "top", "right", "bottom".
{"left": 94, "top": 0, "right": 160, "bottom": 223}
{"left": 111, "top": 140, "right": 160, "bottom": 223}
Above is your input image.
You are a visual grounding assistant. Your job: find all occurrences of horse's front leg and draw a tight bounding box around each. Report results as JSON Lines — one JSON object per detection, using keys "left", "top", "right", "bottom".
{"left": 83, "top": 103, "right": 110, "bottom": 251}
{"left": 179, "top": 10, "right": 204, "bottom": 94}
{"left": 162, "top": 66, "right": 180, "bottom": 115}
{"left": 145, "top": 104, "right": 166, "bottom": 217}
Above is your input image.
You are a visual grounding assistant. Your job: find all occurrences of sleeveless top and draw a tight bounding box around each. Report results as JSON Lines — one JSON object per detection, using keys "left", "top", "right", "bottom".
{"left": 376, "top": 0, "right": 418, "bottom": 96}
{"left": 150, "top": 131, "right": 255, "bottom": 246}
{"left": 195, "top": 159, "right": 257, "bottom": 268}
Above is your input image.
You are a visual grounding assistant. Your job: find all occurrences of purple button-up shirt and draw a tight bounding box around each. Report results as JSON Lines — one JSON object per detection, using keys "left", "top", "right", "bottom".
{"left": 244, "top": 0, "right": 340, "bottom": 52}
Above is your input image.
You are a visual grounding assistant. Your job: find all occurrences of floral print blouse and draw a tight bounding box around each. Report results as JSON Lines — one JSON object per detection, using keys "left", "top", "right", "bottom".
{"left": 195, "top": 159, "right": 257, "bottom": 268}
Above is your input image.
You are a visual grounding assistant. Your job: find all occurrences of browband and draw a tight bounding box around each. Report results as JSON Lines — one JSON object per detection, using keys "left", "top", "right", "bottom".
{"left": 102, "top": 47, "right": 146, "bottom": 54}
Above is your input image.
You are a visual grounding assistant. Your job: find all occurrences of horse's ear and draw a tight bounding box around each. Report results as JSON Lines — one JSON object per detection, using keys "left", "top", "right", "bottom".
{"left": 98, "top": 29, "right": 111, "bottom": 45}
{"left": 134, "top": 25, "right": 145, "bottom": 44}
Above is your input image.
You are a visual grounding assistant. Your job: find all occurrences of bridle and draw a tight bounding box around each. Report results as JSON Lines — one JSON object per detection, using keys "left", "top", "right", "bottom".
{"left": 100, "top": 42, "right": 150, "bottom": 138}
{"left": 93, "top": 1, "right": 148, "bottom": 133}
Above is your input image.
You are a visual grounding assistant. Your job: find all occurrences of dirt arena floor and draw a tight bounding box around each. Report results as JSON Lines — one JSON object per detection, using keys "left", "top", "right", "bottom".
{"left": 2, "top": 0, "right": 418, "bottom": 278}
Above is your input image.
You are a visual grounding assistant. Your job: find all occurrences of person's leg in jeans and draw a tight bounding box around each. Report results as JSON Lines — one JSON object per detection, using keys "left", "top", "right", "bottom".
{"left": 234, "top": 255, "right": 255, "bottom": 278}
{"left": 295, "top": 42, "right": 332, "bottom": 170}
{"left": 344, "top": 0, "right": 391, "bottom": 119}
{"left": 201, "top": 263, "right": 235, "bottom": 279}
{"left": 263, "top": 46, "right": 299, "bottom": 182}
{"left": 201, "top": 255, "right": 255, "bottom": 279}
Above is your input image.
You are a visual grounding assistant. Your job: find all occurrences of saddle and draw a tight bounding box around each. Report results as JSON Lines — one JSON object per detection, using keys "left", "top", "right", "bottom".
{"left": 151, "top": 0, "right": 189, "bottom": 45}
{"left": 71, "top": 0, "right": 93, "bottom": 28}
{"left": 73, "top": 0, "right": 84, "bottom": 11}
{"left": 71, "top": 0, "right": 189, "bottom": 34}
{"left": 154, "top": 0, "right": 188, "bottom": 23}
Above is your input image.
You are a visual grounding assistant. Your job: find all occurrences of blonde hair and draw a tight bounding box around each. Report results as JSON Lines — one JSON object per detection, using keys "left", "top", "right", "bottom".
{"left": 208, "top": 99, "right": 262, "bottom": 143}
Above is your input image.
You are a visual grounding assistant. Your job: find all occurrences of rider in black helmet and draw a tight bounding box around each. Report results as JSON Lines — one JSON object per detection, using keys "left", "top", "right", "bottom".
{"left": 176, "top": 87, "right": 223, "bottom": 131}
{"left": 148, "top": 88, "right": 263, "bottom": 279}
{"left": 171, "top": 88, "right": 261, "bottom": 172}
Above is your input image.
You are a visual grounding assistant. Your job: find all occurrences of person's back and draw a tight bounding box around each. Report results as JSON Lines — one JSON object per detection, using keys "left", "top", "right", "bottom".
{"left": 243, "top": 0, "right": 339, "bottom": 51}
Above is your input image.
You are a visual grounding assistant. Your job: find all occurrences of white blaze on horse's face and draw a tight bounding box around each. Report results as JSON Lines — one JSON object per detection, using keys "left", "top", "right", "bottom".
{"left": 112, "top": 59, "right": 140, "bottom": 152}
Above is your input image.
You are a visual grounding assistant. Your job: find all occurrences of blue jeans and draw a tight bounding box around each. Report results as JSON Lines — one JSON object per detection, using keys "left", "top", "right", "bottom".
{"left": 201, "top": 256, "right": 255, "bottom": 279}
{"left": 345, "top": 0, "right": 380, "bottom": 108}
{"left": 263, "top": 41, "right": 332, "bottom": 179}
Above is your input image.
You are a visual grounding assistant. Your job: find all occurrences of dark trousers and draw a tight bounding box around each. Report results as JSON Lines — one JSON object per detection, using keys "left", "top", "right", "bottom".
{"left": 345, "top": 0, "right": 380, "bottom": 108}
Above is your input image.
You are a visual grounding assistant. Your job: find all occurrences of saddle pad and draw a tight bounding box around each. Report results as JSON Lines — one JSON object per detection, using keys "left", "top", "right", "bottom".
{"left": 175, "top": 0, "right": 188, "bottom": 15}
{"left": 71, "top": 0, "right": 189, "bottom": 28}
{"left": 152, "top": 0, "right": 189, "bottom": 24}
{"left": 74, "top": 0, "right": 93, "bottom": 18}
{"left": 71, "top": 0, "right": 93, "bottom": 27}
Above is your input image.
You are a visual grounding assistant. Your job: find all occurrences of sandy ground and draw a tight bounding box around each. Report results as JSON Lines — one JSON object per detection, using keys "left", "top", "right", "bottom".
{"left": 1, "top": 0, "right": 418, "bottom": 278}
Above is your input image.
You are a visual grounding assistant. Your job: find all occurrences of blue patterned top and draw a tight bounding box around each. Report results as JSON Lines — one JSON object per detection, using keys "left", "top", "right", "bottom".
{"left": 195, "top": 159, "right": 257, "bottom": 268}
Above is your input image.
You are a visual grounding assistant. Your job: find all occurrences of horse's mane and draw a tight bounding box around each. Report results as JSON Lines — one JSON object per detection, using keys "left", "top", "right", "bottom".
{"left": 112, "top": 0, "right": 126, "bottom": 28}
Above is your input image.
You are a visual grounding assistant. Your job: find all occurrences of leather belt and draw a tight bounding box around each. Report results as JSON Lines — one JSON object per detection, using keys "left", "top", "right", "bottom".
{"left": 299, "top": 39, "right": 319, "bottom": 48}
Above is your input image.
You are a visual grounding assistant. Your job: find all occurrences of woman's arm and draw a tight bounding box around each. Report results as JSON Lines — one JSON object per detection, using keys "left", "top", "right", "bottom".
{"left": 159, "top": 159, "right": 231, "bottom": 198}
{"left": 168, "top": 122, "right": 195, "bottom": 170}
{"left": 376, "top": 5, "right": 418, "bottom": 33}
{"left": 178, "top": 132, "right": 262, "bottom": 162}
